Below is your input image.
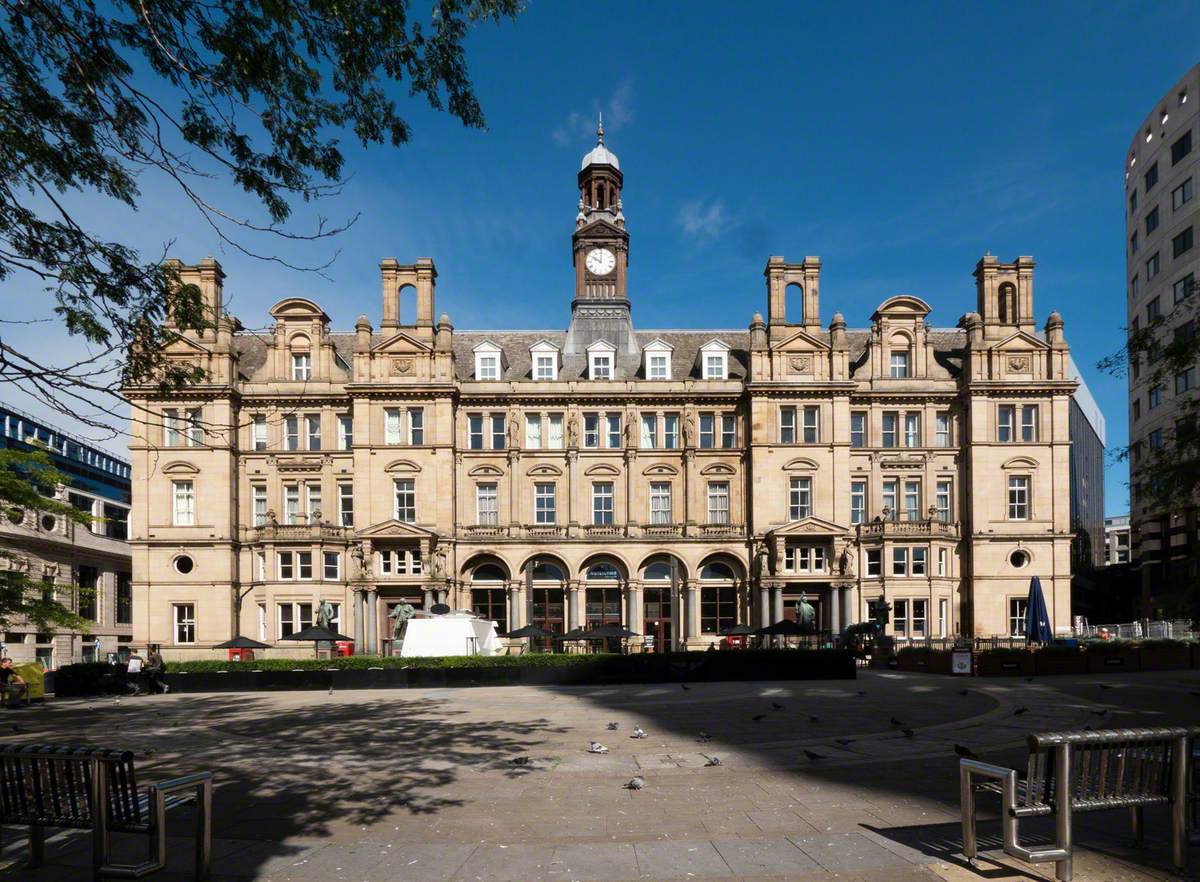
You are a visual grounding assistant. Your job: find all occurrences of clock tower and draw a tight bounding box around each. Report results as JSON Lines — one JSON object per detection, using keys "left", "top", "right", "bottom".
{"left": 565, "top": 116, "right": 637, "bottom": 356}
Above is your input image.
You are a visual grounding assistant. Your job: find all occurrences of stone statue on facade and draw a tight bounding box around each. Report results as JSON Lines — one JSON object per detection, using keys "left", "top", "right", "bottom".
{"left": 316, "top": 599, "right": 335, "bottom": 630}
{"left": 431, "top": 545, "right": 448, "bottom": 579}
{"left": 266, "top": 509, "right": 278, "bottom": 527}
{"left": 352, "top": 542, "right": 368, "bottom": 578}
{"left": 625, "top": 409, "right": 638, "bottom": 447}
{"left": 682, "top": 413, "right": 696, "bottom": 448}
{"left": 507, "top": 409, "right": 521, "bottom": 448}
{"left": 754, "top": 540, "right": 772, "bottom": 579}
{"left": 566, "top": 413, "right": 579, "bottom": 448}
{"left": 838, "top": 544, "right": 855, "bottom": 577}
{"left": 389, "top": 602, "right": 416, "bottom": 639}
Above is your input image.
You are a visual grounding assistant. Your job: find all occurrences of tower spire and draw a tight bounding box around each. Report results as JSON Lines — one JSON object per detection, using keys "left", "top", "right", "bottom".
{"left": 597, "top": 112, "right": 604, "bottom": 145}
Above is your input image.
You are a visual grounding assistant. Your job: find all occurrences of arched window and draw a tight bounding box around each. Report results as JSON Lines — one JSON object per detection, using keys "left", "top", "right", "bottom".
{"left": 398, "top": 283, "right": 417, "bottom": 325}
{"left": 888, "top": 333, "right": 911, "bottom": 378}
{"left": 531, "top": 560, "right": 565, "bottom": 582}
{"left": 642, "top": 561, "right": 673, "bottom": 581}
{"left": 700, "top": 561, "right": 735, "bottom": 581}
{"left": 472, "top": 563, "right": 506, "bottom": 582}
{"left": 289, "top": 334, "right": 311, "bottom": 381}
{"left": 586, "top": 562, "right": 621, "bottom": 580}
{"left": 528, "top": 559, "right": 565, "bottom": 647}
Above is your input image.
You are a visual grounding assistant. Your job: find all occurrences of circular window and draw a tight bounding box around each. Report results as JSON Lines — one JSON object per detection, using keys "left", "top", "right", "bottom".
{"left": 174, "top": 555, "right": 195, "bottom": 575}
{"left": 7, "top": 508, "right": 24, "bottom": 524}
{"left": 40, "top": 515, "right": 56, "bottom": 531}
{"left": 1009, "top": 550, "right": 1030, "bottom": 569}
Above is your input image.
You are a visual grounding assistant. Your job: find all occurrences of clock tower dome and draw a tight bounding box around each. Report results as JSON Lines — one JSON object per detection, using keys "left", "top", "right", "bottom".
{"left": 566, "top": 116, "right": 636, "bottom": 356}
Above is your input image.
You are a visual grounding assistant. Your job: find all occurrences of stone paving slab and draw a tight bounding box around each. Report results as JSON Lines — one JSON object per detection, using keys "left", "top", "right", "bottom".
{"left": 0, "top": 669, "right": 1196, "bottom": 881}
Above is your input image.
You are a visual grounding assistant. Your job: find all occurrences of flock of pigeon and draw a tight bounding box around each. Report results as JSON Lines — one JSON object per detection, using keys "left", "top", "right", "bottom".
{"left": 503, "top": 681, "right": 1094, "bottom": 790}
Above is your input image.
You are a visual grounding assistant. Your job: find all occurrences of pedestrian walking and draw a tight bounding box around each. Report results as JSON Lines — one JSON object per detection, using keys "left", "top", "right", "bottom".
{"left": 126, "top": 650, "right": 145, "bottom": 695}
{"left": 0, "top": 658, "right": 28, "bottom": 709}
{"left": 145, "top": 645, "right": 168, "bottom": 694}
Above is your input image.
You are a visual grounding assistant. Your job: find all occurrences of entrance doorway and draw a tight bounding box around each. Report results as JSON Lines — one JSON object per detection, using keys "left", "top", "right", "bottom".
{"left": 642, "top": 586, "right": 673, "bottom": 653}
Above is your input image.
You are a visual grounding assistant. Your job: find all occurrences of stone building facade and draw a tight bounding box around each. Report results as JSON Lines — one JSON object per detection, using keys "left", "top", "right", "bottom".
{"left": 128, "top": 128, "right": 1079, "bottom": 658}
{"left": 0, "top": 406, "right": 133, "bottom": 667}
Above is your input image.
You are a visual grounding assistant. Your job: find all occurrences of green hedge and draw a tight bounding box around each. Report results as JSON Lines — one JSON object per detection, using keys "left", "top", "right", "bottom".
{"left": 165, "top": 653, "right": 602, "bottom": 673}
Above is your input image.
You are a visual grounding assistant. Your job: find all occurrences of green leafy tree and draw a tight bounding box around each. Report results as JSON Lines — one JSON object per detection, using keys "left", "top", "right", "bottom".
{"left": 0, "top": 446, "right": 93, "bottom": 632}
{"left": 0, "top": 0, "right": 521, "bottom": 428}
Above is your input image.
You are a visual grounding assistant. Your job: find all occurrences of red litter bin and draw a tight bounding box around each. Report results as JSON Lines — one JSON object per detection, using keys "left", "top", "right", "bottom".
{"left": 227, "top": 648, "right": 255, "bottom": 662}
{"left": 335, "top": 640, "right": 354, "bottom": 657}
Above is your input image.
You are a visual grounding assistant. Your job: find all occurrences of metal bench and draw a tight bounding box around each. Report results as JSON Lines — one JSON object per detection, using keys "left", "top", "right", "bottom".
{"left": 960, "top": 727, "right": 1193, "bottom": 881}
{"left": 0, "top": 744, "right": 212, "bottom": 881}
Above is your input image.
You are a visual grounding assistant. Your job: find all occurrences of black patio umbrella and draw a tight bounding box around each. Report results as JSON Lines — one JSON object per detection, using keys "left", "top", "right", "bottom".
{"left": 755, "top": 619, "right": 810, "bottom": 637}
{"left": 502, "top": 624, "right": 553, "bottom": 639}
{"left": 585, "top": 623, "right": 639, "bottom": 640}
{"left": 554, "top": 627, "right": 590, "bottom": 641}
{"left": 719, "top": 624, "right": 755, "bottom": 637}
{"left": 281, "top": 625, "right": 353, "bottom": 657}
{"left": 213, "top": 636, "right": 271, "bottom": 650}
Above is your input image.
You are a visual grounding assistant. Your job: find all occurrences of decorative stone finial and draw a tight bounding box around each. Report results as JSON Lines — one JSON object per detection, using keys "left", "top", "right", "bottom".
{"left": 597, "top": 112, "right": 604, "bottom": 145}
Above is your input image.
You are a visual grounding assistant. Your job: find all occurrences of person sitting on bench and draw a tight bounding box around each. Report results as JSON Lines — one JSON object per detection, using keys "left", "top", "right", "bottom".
{"left": 0, "top": 658, "right": 27, "bottom": 708}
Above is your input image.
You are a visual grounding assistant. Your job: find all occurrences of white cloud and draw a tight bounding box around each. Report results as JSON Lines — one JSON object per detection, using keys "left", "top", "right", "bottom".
{"left": 677, "top": 199, "right": 732, "bottom": 240}
{"left": 552, "top": 79, "right": 635, "bottom": 146}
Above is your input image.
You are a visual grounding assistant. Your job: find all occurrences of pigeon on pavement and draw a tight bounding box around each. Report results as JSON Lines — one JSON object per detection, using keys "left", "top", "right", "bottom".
{"left": 606, "top": 722, "right": 619, "bottom": 730}
{"left": 588, "top": 742, "right": 609, "bottom": 754}
{"left": 631, "top": 727, "right": 647, "bottom": 739}
{"left": 625, "top": 776, "right": 646, "bottom": 790}
{"left": 751, "top": 714, "right": 766, "bottom": 722}
{"left": 1013, "top": 707, "right": 1029, "bottom": 716}
{"left": 509, "top": 756, "right": 531, "bottom": 766}
{"left": 803, "top": 749, "right": 825, "bottom": 761}
{"left": 771, "top": 702, "right": 785, "bottom": 710}
{"left": 901, "top": 728, "right": 915, "bottom": 738}
{"left": 704, "top": 756, "right": 722, "bottom": 767}
{"left": 697, "top": 731, "right": 711, "bottom": 742}
{"left": 681, "top": 684, "right": 691, "bottom": 691}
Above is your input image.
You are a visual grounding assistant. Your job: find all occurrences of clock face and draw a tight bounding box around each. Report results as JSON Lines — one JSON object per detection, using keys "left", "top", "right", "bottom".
{"left": 585, "top": 248, "right": 616, "bottom": 276}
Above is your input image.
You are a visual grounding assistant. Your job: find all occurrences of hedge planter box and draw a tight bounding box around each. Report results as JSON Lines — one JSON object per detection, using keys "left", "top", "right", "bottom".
{"left": 976, "top": 651, "right": 1035, "bottom": 677}
{"left": 1086, "top": 647, "right": 1140, "bottom": 674}
{"left": 1138, "top": 644, "right": 1191, "bottom": 672}
{"left": 1034, "top": 651, "right": 1087, "bottom": 676}
{"left": 160, "top": 649, "right": 856, "bottom": 694}
{"left": 896, "top": 649, "right": 953, "bottom": 675}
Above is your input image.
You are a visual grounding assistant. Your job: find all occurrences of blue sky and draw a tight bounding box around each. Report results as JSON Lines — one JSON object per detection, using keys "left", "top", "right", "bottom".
{"left": 6, "top": 0, "right": 1200, "bottom": 515}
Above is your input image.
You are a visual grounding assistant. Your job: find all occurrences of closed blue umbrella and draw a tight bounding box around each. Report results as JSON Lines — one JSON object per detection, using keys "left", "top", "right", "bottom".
{"left": 1025, "top": 576, "right": 1053, "bottom": 644}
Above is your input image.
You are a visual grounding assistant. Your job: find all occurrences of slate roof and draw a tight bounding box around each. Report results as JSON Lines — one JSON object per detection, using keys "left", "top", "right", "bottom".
{"left": 230, "top": 327, "right": 969, "bottom": 382}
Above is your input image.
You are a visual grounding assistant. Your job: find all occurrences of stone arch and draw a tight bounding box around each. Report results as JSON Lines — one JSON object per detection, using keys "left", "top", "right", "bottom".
{"left": 697, "top": 552, "right": 746, "bottom": 582}
{"left": 459, "top": 552, "right": 510, "bottom": 581}
{"left": 637, "top": 552, "right": 689, "bottom": 581}
{"left": 785, "top": 282, "right": 804, "bottom": 324}
{"left": 397, "top": 282, "right": 418, "bottom": 325}
{"left": 578, "top": 552, "right": 631, "bottom": 582}
{"left": 516, "top": 552, "right": 569, "bottom": 582}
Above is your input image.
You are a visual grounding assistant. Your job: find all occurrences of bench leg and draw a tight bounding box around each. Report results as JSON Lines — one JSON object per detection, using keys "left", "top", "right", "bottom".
{"left": 1170, "top": 733, "right": 1189, "bottom": 872}
{"left": 194, "top": 778, "right": 212, "bottom": 880}
{"left": 959, "top": 765, "right": 977, "bottom": 864}
{"left": 1130, "top": 805, "right": 1144, "bottom": 847}
{"left": 27, "top": 821, "right": 43, "bottom": 868}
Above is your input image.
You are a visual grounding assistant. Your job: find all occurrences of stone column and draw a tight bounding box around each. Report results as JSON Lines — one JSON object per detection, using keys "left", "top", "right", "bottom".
{"left": 366, "top": 589, "right": 378, "bottom": 654}
{"left": 772, "top": 586, "right": 784, "bottom": 625}
{"left": 436, "top": 588, "right": 447, "bottom": 606}
{"left": 508, "top": 582, "right": 521, "bottom": 630}
{"left": 627, "top": 583, "right": 642, "bottom": 635}
{"left": 829, "top": 587, "right": 841, "bottom": 633}
{"left": 354, "top": 590, "right": 365, "bottom": 648}
{"left": 843, "top": 586, "right": 856, "bottom": 628}
{"left": 759, "top": 586, "right": 771, "bottom": 628}
{"left": 568, "top": 580, "right": 581, "bottom": 630}
{"left": 686, "top": 581, "right": 700, "bottom": 641}
{"left": 423, "top": 589, "right": 435, "bottom": 610}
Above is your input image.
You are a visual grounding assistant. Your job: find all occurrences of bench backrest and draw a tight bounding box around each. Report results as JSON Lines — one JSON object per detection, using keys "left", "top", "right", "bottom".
{"left": 0, "top": 745, "right": 144, "bottom": 829}
{"left": 1024, "top": 727, "right": 1190, "bottom": 810}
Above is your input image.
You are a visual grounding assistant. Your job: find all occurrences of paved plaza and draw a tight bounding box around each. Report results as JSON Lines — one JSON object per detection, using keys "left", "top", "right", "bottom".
{"left": 0, "top": 669, "right": 1197, "bottom": 881}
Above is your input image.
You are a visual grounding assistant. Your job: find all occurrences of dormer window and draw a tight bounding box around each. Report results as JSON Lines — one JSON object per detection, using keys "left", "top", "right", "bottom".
{"left": 529, "top": 339, "right": 560, "bottom": 382}
{"left": 698, "top": 339, "right": 730, "bottom": 380}
{"left": 889, "top": 351, "right": 910, "bottom": 378}
{"left": 291, "top": 353, "right": 311, "bottom": 381}
{"left": 586, "top": 340, "right": 617, "bottom": 380}
{"left": 473, "top": 341, "right": 504, "bottom": 381}
{"left": 642, "top": 338, "right": 674, "bottom": 380}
